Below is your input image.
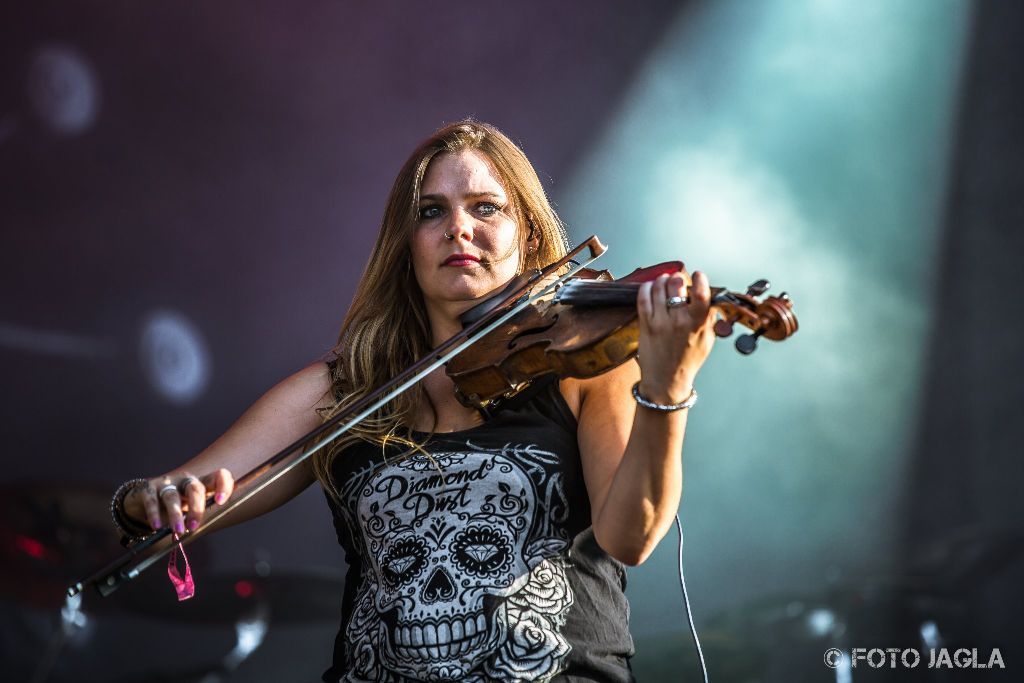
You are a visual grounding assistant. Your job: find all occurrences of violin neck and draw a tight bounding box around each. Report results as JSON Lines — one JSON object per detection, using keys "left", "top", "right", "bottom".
{"left": 556, "top": 279, "right": 726, "bottom": 307}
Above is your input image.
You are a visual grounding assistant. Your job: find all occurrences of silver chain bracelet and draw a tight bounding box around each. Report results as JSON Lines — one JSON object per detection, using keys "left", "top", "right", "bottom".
{"left": 631, "top": 382, "right": 698, "bottom": 411}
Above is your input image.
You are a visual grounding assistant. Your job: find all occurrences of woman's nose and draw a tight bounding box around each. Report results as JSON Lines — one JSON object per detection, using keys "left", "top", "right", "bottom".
{"left": 447, "top": 207, "right": 475, "bottom": 241}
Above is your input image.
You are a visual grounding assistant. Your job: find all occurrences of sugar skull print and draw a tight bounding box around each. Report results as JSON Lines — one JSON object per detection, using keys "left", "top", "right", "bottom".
{"left": 338, "top": 442, "right": 575, "bottom": 682}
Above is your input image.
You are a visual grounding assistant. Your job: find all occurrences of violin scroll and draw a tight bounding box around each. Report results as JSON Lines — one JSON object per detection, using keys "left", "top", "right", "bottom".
{"left": 711, "top": 280, "right": 798, "bottom": 355}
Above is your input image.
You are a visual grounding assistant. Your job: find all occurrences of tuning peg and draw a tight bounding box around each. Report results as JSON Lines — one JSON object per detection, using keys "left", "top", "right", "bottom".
{"left": 778, "top": 291, "right": 790, "bottom": 302}
{"left": 735, "top": 330, "right": 763, "bottom": 355}
{"left": 746, "top": 279, "right": 770, "bottom": 297}
{"left": 713, "top": 319, "right": 734, "bottom": 338}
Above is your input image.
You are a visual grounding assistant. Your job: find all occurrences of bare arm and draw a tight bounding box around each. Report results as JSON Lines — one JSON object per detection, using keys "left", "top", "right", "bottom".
{"left": 576, "top": 270, "right": 715, "bottom": 566}
{"left": 121, "top": 361, "right": 334, "bottom": 536}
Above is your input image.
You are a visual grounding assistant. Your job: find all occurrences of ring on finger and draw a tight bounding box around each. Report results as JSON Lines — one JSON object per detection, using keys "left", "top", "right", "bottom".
{"left": 666, "top": 295, "right": 687, "bottom": 308}
{"left": 178, "top": 475, "right": 201, "bottom": 493}
{"left": 158, "top": 483, "right": 178, "bottom": 499}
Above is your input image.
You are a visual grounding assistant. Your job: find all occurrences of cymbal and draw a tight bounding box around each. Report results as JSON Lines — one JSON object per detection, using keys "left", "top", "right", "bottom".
{"left": 111, "top": 569, "right": 346, "bottom": 624}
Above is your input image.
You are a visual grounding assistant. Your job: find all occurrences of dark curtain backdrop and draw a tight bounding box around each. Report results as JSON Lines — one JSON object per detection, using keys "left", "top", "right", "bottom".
{"left": 1, "top": 1, "right": 1022, "bottom": 682}
{"left": 902, "top": 0, "right": 1024, "bottom": 673}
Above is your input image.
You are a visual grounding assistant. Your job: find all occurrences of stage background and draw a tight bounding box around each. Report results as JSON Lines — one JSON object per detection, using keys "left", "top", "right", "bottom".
{"left": 2, "top": 1, "right": 1021, "bottom": 681}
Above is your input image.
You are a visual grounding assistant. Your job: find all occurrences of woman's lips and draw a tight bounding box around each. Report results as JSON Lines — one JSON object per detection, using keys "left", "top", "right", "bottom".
{"left": 442, "top": 254, "right": 480, "bottom": 267}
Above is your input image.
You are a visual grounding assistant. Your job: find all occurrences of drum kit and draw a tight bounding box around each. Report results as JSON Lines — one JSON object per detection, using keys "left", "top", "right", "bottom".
{"left": 0, "top": 484, "right": 345, "bottom": 683}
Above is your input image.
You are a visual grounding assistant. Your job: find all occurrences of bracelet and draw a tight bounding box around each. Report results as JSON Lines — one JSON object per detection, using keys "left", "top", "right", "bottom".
{"left": 110, "top": 478, "right": 154, "bottom": 542}
{"left": 631, "top": 382, "right": 698, "bottom": 411}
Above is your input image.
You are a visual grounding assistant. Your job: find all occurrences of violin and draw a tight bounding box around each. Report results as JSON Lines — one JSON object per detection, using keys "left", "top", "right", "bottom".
{"left": 68, "top": 235, "right": 797, "bottom": 598}
{"left": 448, "top": 258, "right": 798, "bottom": 409}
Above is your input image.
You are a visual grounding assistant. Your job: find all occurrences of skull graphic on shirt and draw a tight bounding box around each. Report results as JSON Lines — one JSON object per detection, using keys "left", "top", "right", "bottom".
{"left": 344, "top": 445, "right": 573, "bottom": 682}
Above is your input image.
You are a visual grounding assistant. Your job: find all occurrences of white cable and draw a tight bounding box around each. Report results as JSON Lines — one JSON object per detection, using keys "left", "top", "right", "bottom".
{"left": 675, "top": 514, "right": 709, "bottom": 683}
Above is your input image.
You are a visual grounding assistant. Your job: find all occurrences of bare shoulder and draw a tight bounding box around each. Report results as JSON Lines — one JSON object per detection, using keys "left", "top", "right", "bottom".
{"left": 558, "top": 360, "right": 640, "bottom": 421}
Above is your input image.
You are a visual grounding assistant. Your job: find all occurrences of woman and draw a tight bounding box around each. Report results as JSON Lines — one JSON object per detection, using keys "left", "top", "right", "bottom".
{"left": 112, "top": 120, "right": 716, "bottom": 682}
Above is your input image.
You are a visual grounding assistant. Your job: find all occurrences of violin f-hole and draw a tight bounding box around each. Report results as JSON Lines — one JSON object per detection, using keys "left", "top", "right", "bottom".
{"left": 507, "top": 314, "right": 560, "bottom": 350}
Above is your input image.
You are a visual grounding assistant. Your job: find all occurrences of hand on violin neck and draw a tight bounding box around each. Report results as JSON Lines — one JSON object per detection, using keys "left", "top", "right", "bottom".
{"left": 635, "top": 269, "right": 716, "bottom": 400}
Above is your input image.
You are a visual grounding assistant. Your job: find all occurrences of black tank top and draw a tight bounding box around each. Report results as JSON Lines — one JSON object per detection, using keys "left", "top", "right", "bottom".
{"left": 321, "top": 374, "right": 635, "bottom": 682}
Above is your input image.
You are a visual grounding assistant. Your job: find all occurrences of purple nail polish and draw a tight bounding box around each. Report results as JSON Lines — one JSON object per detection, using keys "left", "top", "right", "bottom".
{"left": 215, "top": 492, "right": 227, "bottom": 505}
{"left": 187, "top": 519, "right": 199, "bottom": 532}
{"left": 151, "top": 518, "right": 162, "bottom": 530}
{"left": 174, "top": 521, "right": 185, "bottom": 535}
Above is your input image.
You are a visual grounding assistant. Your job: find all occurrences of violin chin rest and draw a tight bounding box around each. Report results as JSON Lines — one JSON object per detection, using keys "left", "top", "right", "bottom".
{"left": 459, "top": 270, "right": 540, "bottom": 328}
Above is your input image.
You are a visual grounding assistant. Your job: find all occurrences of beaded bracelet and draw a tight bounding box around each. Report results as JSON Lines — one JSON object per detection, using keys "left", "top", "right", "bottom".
{"left": 631, "top": 382, "right": 698, "bottom": 412}
{"left": 110, "top": 478, "right": 154, "bottom": 543}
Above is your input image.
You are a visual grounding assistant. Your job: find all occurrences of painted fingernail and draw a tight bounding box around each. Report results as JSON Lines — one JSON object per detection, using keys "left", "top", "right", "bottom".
{"left": 151, "top": 518, "right": 162, "bottom": 530}
{"left": 215, "top": 492, "right": 227, "bottom": 505}
{"left": 187, "top": 519, "right": 199, "bottom": 532}
{"left": 174, "top": 521, "right": 185, "bottom": 534}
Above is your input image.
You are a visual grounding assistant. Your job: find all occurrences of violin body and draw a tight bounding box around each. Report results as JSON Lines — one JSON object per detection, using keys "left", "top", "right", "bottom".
{"left": 447, "top": 260, "right": 798, "bottom": 409}
{"left": 447, "top": 287, "right": 639, "bottom": 408}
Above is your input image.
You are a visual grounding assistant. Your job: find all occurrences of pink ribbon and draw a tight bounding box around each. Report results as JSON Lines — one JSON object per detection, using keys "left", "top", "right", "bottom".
{"left": 167, "top": 533, "right": 195, "bottom": 601}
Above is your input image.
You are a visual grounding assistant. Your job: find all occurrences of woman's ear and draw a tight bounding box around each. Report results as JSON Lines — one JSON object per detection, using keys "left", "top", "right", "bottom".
{"left": 525, "top": 222, "right": 539, "bottom": 254}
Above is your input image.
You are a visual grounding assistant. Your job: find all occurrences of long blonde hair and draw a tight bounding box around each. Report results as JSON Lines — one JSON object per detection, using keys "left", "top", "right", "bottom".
{"left": 313, "top": 120, "right": 569, "bottom": 500}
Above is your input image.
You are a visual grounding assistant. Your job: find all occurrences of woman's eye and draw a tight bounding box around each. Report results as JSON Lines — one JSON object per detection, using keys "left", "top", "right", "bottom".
{"left": 418, "top": 205, "right": 443, "bottom": 220}
{"left": 476, "top": 202, "right": 500, "bottom": 217}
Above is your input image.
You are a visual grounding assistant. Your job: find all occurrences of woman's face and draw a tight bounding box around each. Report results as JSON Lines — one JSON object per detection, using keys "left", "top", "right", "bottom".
{"left": 411, "top": 149, "right": 523, "bottom": 312}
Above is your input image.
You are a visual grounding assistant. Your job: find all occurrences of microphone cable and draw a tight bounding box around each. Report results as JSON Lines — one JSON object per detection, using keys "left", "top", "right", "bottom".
{"left": 675, "top": 514, "right": 709, "bottom": 683}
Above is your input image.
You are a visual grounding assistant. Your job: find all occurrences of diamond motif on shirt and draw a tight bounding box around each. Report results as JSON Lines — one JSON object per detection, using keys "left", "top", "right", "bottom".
{"left": 464, "top": 544, "right": 496, "bottom": 563}
{"left": 389, "top": 556, "right": 415, "bottom": 574}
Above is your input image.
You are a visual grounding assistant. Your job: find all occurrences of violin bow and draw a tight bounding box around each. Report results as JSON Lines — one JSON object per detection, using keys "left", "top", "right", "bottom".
{"left": 68, "top": 235, "right": 609, "bottom": 599}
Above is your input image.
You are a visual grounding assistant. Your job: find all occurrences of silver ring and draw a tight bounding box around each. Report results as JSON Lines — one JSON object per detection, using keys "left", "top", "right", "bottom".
{"left": 444, "top": 230, "right": 454, "bottom": 241}
{"left": 158, "top": 483, "right": 178, "bottom": 499}
{"left": 178, "top": 475, "right": 200, "bottom": 493}
{"left": 666, "top": 295, "right": 687, "bottom": 308}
